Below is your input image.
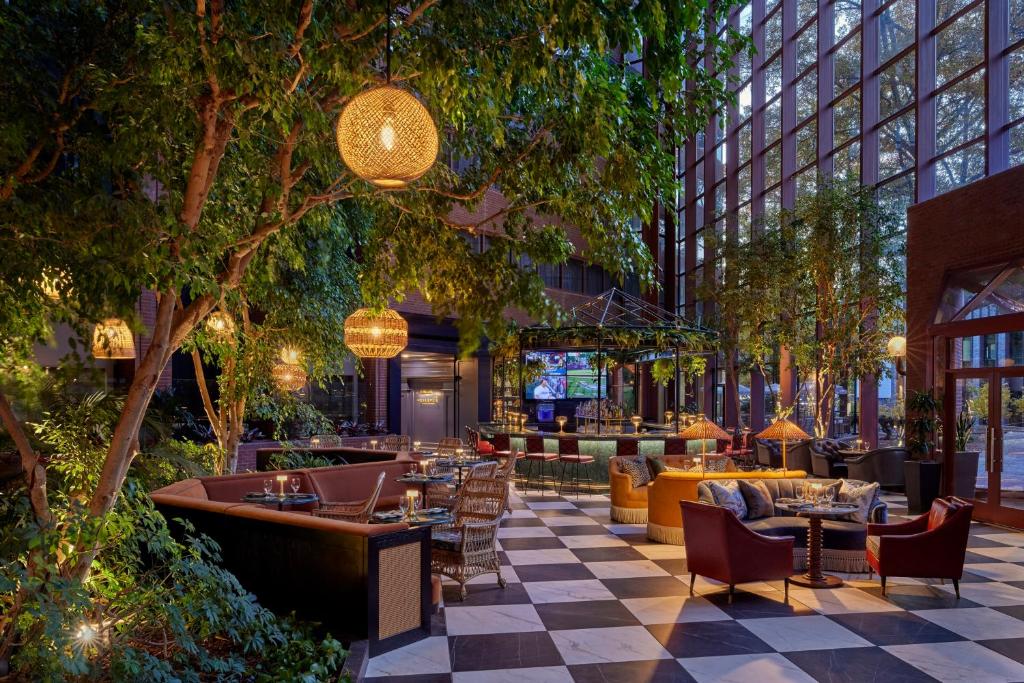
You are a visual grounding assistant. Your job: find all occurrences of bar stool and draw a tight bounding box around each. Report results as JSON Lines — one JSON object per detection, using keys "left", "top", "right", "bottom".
{"left": 523, "top": 435, "right": 558, "bottom": 494}
{"left": 557, "top": 437, "right": 595, "bottom": 499}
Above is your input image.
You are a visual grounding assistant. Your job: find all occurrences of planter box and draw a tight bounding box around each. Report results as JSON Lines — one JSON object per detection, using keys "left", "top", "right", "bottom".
{"left": 953, "top": 451, "right": 980, "bottom": 500}
{"left": 904, "top": 460, "right": 942, "bottom": 515}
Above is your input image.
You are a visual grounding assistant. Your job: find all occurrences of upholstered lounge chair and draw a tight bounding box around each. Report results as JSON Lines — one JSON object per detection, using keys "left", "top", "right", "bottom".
{"left": 846, "top": 447, "right": 908, "bottom": 490}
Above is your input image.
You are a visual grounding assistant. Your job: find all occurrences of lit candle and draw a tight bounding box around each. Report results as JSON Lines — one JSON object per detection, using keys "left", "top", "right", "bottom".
{"left": 370, "top": 439, "right": 378, "bottom": 450}
{"left": 413, "top": 440, "right": 422, "bottom": 453}
{"left": 407, "top": 489, "right": 420, "bottom": 517}
{"left": 276, "top": 474, "right": 287, "bottom": 496}
{"left": 420, "top": 459, "right": 431, "bottom": 475}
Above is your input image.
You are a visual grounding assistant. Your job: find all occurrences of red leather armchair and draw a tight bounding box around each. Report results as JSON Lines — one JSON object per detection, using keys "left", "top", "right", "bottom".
{"left": 866, "top": 496, "right": 974, "bottom": 598}
{"left": 680, "top": 500, "right": 794, "bottom": 602}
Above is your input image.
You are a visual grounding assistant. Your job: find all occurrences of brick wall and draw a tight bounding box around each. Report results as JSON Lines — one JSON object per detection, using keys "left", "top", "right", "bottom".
{"left": 906, "top": 164, "right": 1024, "bottom": 396}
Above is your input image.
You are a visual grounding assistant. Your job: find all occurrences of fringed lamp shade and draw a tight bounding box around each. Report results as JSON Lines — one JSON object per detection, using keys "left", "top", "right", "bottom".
{"left": 344, "top": 308, "right": 408, "bottom": 358}
{"left": 205, "top": 312, "right": 236, "bottom": 341}
{"left": 92, "top": 318, "right": 136, "bottom": 360}
{"left": 757, "top": 417, "right": 811, "bottom": 472}
{"left": 678, "top": 414, "right": 731, "bottom": 465}
{"left": 335, "top": 85, "right": 439, "bottom": 188}
{"left": 271, "top": 362, "right": 307, "bottom": 392}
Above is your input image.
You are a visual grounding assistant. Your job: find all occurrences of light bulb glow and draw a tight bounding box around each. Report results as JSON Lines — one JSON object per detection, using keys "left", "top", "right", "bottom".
{"left": 379, "top": 120, "right": 396, "bottom": 151}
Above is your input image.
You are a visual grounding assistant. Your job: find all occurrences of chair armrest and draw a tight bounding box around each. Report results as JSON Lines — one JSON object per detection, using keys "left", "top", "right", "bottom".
{"left": 845, "top": 453, "right": 868, "bottom": 464}
{"left": 874, "top": 522, "right": 968, "bottom": 577}
{"left": 867, "top": 512, "right": 927, "bottom": 536}
{"left": 868, "top": 501, "right": 888, "bottom": 524}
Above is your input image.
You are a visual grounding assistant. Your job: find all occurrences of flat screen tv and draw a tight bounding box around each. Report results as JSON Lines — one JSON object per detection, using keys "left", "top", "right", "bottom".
{"left": 526, "top": 374, "right": 567, "bottom": 400}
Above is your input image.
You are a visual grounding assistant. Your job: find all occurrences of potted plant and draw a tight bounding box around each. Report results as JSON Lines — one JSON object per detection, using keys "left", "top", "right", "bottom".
{"left": 904, "top": 390, "right": 942, "bottom": 514}
{"left": 953, "top": 407, "right": 980, "bottom": 500}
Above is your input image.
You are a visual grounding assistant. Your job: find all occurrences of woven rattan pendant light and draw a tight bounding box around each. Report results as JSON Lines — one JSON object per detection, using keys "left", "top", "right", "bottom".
{"left": 344, "top": 308, "right": 408, "bottom": 358}
{"left": 92, "top": 318, "right": 136, "bottom": 360}
{"left": 335, "top": 1, "right": 438, "bottom": 188}
{"left": 271, "top": 362, "right": 307, "bottom": 392}
{"left": 205, "top": 311, "right": 236, "bottom": 342}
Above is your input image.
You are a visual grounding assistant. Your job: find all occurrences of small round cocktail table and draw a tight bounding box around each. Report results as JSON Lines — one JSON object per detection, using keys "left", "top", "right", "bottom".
{"left": 243, "top": 492, "right": 319, "bottom": 511}
{"left": 433, "top": 459, "right": 497, "bottom": 489}
{"left": 397, "top": 473, "right": 455, "bottom": 498}
{"left": 774, "top": 500, "right": 860, "bottom": 589}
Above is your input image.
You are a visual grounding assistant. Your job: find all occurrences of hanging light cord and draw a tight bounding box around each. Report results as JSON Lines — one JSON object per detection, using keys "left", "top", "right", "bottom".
{"left": 385, "top": 0, "right": 392, "bottom": 84}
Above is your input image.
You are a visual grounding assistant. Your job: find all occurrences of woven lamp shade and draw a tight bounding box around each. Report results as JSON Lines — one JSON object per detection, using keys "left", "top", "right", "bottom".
{"left": 344, "top": 308, "right": 408, "bottom": 358}
{"left": 205, "top": 312, "right": 236, "bottom": 341}
{"left": 92, "top": 318, "right": 136, "bottom": 360}
{"left": 678, "top": 414, "right": 731, "bottom": 442}
{"left": 271, "top": 362, "right": 307, "bottom": 392}
{"left": 336, "top": 85, "right": 438, "bottom": 188}
{"left": 756, "top": 417, "right": 811, "bottom": 442}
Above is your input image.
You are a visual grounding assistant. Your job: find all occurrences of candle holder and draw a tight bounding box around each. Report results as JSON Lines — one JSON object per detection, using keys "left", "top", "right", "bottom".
{"left": 405, "top": 490, "right": 420, "bottom": 520}
{"left": 413, "top": 440, "right": 422, "bottom": 453}
{"left": 631, "top": 415, "right": 643, "bottom": 434}
{"left": 276, "top": 475, "right": 287, "bottom": 496}
{"left": 556, "top": 415, "right": 567, "bottom": 433}
{"left": 664, "top": 411, "right": 674, "bottom": 427}
{"left": 369, "top": 439, "right": 378, "bottom": 450}
{"left": 419, "top": 459, "right": 431, "bottom": 476}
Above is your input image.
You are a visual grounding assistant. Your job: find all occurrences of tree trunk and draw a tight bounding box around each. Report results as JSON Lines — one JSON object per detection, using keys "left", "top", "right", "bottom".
{"left": 0, "top": 390, "right": 51, "bottom": 527}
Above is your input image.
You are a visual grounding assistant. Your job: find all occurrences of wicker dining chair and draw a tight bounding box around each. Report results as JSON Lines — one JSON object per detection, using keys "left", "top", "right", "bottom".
{"left": 493, "top": 454, "right": 518, "bottom": 513}
{"left": 382, "top": 434, "right": 411, "bottom": 451}
{"left": 430, "top": 477, "right": 509, "bottom": 600}
{"left": 312, "top": 471, "right": 386, "bottom": 524}
{"left": 308, "top": 433, "right": 343, "bottom": 448}
{"left": 437, "top": 437, "right": 463, "bottom": 457}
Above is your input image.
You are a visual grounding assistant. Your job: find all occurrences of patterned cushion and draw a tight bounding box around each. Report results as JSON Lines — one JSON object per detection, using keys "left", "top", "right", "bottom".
{"left": 645, "top": 456, "right": 667, "bottom": 480}
{"left": 431, "top": 530, "right": 462, "bottom": 552}
{"left": 704, "top": 455, "right": 731, "bottom": 473}
{"left": 738, "top": 480, "right": 774, "bottom": 520}
{"left": 838, "top": 480, "right": 880, "bottom": 523}
{"left": 709, "top": 480, "right": 748, "bottom": 518}
{"left": 618, "top": 456, "right": 651, "bottom": 488}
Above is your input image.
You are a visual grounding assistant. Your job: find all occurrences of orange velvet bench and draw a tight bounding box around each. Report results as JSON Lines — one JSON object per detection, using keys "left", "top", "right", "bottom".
{"left": 646, "top": 469, "right": 808, "bottom": 543}
{"left": 609, "top": 454, "right": 738, "bottom": 523}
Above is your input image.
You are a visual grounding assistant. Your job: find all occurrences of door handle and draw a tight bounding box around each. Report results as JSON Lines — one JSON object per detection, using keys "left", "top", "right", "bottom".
{"left": 993, "top": 428, "right": 1003, "bottom": 471}
{"left": 986, "top": 427, "right": 994, "bottom": 473}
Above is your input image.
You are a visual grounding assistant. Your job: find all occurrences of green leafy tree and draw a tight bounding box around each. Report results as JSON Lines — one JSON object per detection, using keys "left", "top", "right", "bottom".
{"left": 0, "top": 3, "right": 750, "bottom": 659}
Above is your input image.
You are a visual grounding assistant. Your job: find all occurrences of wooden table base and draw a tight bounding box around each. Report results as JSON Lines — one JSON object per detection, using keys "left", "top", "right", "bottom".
{"left": 789, "top": 514, "right": 844, "bottom": 589}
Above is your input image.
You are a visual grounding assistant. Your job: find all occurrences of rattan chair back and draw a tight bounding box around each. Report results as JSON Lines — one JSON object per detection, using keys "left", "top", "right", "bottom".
{"left": 382, "top": 434, "right": 411, "bottom": 451}
{"left": 453, "top": 477, "right": 508, "bottom": 525}
{"left": 437, "top": 436, "right": 464, "bottom": 457}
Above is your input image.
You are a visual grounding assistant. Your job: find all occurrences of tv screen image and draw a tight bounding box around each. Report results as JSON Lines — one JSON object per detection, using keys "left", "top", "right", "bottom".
{"left": 526, "top": 375, "right": 567, "bottom": 400}
{"left": 564, "top": 352, "right": 592, "bottom": 372}
{"left": 526, "top": 351, "right": 565, "bottom": 374}
{"left": 566, "top": 370, "right": 605, "bottom": 398}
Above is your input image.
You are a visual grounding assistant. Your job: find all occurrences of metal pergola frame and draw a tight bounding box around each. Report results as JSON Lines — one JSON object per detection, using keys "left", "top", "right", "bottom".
{"left": 516, "top": 288, "right": 717, "bottom": 434}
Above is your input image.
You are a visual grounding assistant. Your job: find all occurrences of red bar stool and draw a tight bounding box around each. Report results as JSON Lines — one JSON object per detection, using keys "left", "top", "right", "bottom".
{"left": 557, "top": 437, "right": 594, "bottom": 499}
{"left": 523, "top": 435, "right": 558, "bottom": 494}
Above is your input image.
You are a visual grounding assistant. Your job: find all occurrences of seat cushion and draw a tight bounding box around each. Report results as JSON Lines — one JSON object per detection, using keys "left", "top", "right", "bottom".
{"left": 738, "top": 480, "right": 774, "bottom": 520}
{"left": 745, "top": 517, "right": 867, "bottom": 550}
{"left": 432, "top": 530, "right": 462, "bottom": 552}
{"left": 618, "top": 456, "right": 650, "bottom": 488}
{"left": 559, "top": 454, "right": 594, "bottom": 463}
{"left": 476, "top": 440, "right": 495, "bottom": 455}
{"left": 525, "top": 452, "right": 558, "bottom": 461}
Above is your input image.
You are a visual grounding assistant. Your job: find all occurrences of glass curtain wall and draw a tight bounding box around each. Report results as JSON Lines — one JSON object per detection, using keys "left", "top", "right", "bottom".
{"left": 675, "top": 0, "right": 1024, "bottom": 427}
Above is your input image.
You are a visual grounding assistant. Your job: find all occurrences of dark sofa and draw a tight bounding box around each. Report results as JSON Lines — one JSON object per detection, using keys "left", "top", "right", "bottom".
{"left": 151, "top": 458, "right": 428, "bottom": 655}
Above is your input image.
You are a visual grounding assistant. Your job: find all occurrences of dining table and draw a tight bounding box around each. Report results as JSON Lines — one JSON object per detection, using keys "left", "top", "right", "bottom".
{"left": 773, "top": 499, "right": 861, "bottom": 589}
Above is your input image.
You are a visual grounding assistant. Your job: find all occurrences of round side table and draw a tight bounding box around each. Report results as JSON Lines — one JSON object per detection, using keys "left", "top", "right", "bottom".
{"left": 774, "top": 501, "right": 860, "bottom": 589}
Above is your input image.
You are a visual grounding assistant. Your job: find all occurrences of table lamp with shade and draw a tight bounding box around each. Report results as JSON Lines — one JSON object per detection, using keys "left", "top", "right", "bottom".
{"left": 756, "top": 416, "right": 811, "bottom": 473}
{"left": 678, "top": 415, "right": 731, "bottom": 473}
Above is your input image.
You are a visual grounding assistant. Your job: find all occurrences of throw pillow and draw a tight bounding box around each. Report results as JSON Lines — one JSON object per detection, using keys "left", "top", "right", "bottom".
{"left": 696, "top": 481, "right": 715, "bottom": 505}
{"left": 645, "top": 456, "right": 667, "bottom": 481}
{"left": 704, "top": 455, "right": 731, "bottom": 473}
{"left": 619, "top": 456, "right": 651, "bottom": 488}
{"left": 838, "top": 480, "right": 880, "bottom": 523}
{"left": 738, "top": 480, "right": 774, "bottom": 519}
{"left": 709, "top": 480, "right": 748, "bottom": 518}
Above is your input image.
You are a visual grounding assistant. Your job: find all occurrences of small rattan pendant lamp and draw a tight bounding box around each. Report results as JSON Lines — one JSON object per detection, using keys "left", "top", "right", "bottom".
{"left": 678, "top": 414, "right": 731, "bottom": 474}
{"left": 335, "top": 0, "right": 438, "bottom": 188}
{"left": 272, "top": 346, "right": 307, "bottom": 392}
{"left": 92, "top": 318, "right": 136, "bottom": 360}
{"left": 756, "top": 413, "right": 811, "bottom": 474}
{"left": 343, "top": 307, "right": 408, "bottom": 359}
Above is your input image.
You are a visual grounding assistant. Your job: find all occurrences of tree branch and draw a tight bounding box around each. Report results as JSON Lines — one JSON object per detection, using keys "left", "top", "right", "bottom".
{"left": 0, "top": 390, "right": 51, "bottom": 526}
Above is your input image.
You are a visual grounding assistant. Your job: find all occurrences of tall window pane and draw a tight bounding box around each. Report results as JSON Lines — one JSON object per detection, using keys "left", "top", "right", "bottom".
{"left": 739, "top": 121, "right": 752, "bottom": 164}
{"left": 879, "top": 111, "right": 915, "bottom": 180}
{"left": 833, "top": 140, "right": 861, "bottom": 181}
{"left": 798, "top": 0, "right": 817, "bottom": 26}
{"left": 765, "top": 9, "right": 783, "bottom": 58}
{"left": 798, "top": 22, "right": 818, "bottom": 73}
{"left": 879, "top": 52, "right": 915, "bottom": 119}
{"left": 765, "top": 57, "right": 782, "bottom": 100}
{"left": 936, "top": 1, "right": 972, "bottom": 25}
{"left": 764, "top": 143, "right": 782, "bottom": 187}
{"left": 834, "top": 32, "right": 861, "bottom": 97}
{"left": 935, "top": 70, "right": 985, "bottom": 154}
{"left": 765, "top": 98, "right": 782, "bottom": 144}
{"left": 797, "top": 121, "right": 817, "bottom": 168}
{"left": 834, "top": 89, "right": 861, "bottom": 145}
{"left": 834, "top": 0, "right": 861, "bottom": 42}
{"left": 796, "top": 70, "right": 817, "bottom": 121}
{"left": 1011, "top": 123, "right": 1024, "bottom": 166}
{"left": 1013, "top": 0, "right": 1024, "bottom": 44}
{"left": 936, "top": 6, "right": 984, "bottom": 87}
{"left": 1010, "top": 49, "right": 1024, "bottom": 122}
{"left": 879, "top": 0, "right": 915, "bottom": 64}
{"left": 935, "top": 141, "right": 986, "bottom": 195}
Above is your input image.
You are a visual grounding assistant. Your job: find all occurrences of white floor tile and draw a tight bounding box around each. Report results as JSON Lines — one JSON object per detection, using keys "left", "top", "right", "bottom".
{"left": 538, "top": 515, "right": 600, "bottom": 527}
{"left": 550, "top": 625, "right": 673, "bottom": 665}
{"left": 586, "top": 560, "right": 671, "bottom": 580}
{"left": 912, "top": 607, "right": 1024, "bottom": 640}
{"left": 968, "top": 546, "right": 1024, "bottom": 562}
{"left": 621, "top": 595, "right": 732, "bottom": 625}
{"left": 558, "top": 534, "right": 628, "bottom": 549}
{"left": 788, "top": 586, "right": 904, "bottom": 615}
{"left": 977, "top": 533, "right": 1024, "bottom": 547}
{"left": 452, "top": 666, "right": 573, "bottom": 683}
{"left": 632, "top": 544, "right": 687, "bottom": 560}
{"left": 680, "top": 653, "right": 818, "bottom": 683}
{"left": 581, "top": 506, "right": 613, "bottom": 517}
{"left": 689, "top": 576, "right": 780, "bottom": 595}
{"left": 504, "top": 549, "right": 581, "bottom": 565}
{"left": 934, "top": 580, "right": 1024, "bottom": 607}
{"left": 738, "top": 615, "right": 872, "bottom": 652}
{"left": 523, "top": 579, "right": 616, "bottom": 604}
{"left": 884, "top": 641, "right": 1024, "bottom": 683}
{"left": 527, "top": 501, "right": 577, "bottom": 510}
{"left": 497, "top": 526, "right": 556, "bottom": 538}
{"left": 964, "top": 563, "right": 1024, "bottom": 582}
{"left": 444, "top": 604, "right": 546, "bottom": 635}
{"left": 467, "top": 565, "right": 520, "bottom": 585}
{"left": 508, "top": 509, "right": 538, "bottom": 518}
{"left": 365, "top": 636, "right": 451, "bottom": 677}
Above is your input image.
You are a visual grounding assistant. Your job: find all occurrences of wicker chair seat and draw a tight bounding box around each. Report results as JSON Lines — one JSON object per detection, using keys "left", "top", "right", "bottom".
{"left": 431, "top": 530, "right": 462, "bottom": 552}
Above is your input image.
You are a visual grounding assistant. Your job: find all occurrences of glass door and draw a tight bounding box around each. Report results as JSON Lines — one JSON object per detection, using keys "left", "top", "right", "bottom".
{"left": 945, "top": 368, "right": 1024, "bottom": 529}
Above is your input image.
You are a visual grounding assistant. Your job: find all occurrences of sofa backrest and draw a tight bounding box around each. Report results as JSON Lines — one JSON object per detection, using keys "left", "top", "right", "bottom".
{"left": 200, "top": 469, "right": 317, "bottom": 503}
{"left": 306, "top": 460, "right": 414, "bottom": 504}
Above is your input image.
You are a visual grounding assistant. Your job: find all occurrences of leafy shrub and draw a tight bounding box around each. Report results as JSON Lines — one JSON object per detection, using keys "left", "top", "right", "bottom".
{"left": 268, "top": 449, "right": 336, "bottom": 471}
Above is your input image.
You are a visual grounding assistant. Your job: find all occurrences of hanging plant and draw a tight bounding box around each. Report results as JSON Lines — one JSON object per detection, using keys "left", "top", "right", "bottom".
{"left": 649, "top": 355, "right": 708, "bottom": 387}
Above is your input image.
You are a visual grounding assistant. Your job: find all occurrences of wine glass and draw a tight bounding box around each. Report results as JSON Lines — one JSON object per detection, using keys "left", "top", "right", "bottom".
{"left": 263, "top": 479, "right": 273, "bottom": 495}
{"left": 795, "top": 484, "right": 804, "bottom": 502}
{"left": 824, "top": 487, "right": 835, "bottom": 506}
{"left": 289, "top": 476, "right": 301, "bottom": 494}
{"left": 398, "top": 497, "right": 408, "bottom": 518}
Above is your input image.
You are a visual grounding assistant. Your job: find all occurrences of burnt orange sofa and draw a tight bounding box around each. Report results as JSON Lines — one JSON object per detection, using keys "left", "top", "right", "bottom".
{"left": 646, "top": 469, "right": 808, "bottom": 543}
{"left": 609, "top": 454, "right": 738, "bottom": 523}
{"left": 150, "top": 457, "right": 429, "bottom": 656}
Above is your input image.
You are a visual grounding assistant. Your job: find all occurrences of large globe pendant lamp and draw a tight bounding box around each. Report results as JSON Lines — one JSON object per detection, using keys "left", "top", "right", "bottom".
{"left": 205, "top": 311, "right": 236, "bottom": 343}
{"left": 92, "top": 318, "right": 136, "bottom": 360}
{"left": 344, "top": 308, "right": 408, "bottom": 359}
{"left": 272, "top": 346, "right": 307, "bottom": 392}
{"left": 335, "top": 1, "right": 438, "bottom": 188}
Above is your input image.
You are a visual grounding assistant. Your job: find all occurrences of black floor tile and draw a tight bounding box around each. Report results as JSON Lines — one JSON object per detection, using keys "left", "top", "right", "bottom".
{"left": 994, "top": 604, "right": 1024, "bottom": 621}
{"left": 443, "top": 582, "right": 532, "bottom": 607}
{"left": 501, "top": 517, "right": 546, "bottom": 527}
{"left": 448, "top": 632, "right": 564, "bottom": 671}
{"left": 652, "top": 559, "right": 689, "bottom": 576}
{"left": 569, "top": 659, "right": 696, "bottom": 683}
{"left": 548, "top": 524, "right": 620, "bottom": 536}
{"left": 856, "top": 584, "right": 981, "bottom": 611}
{"left": 601, "top": 576, "right": 691, "bottom": 599}
{"left": 703, "top": 590, "right": 816, "bottom": 619}
{"left": 570, "top": 546, "right": 647, "bottom": 563}
{"left": 573, "top": 499, "right": 612, "bottom": 509}
{"left": 978, "top": 637, "right": 1024, "bottom": 665}
{"left": 533, "top": 508, "right": 588, "bottom": 518}
{"left": 785, "top": 646, "right": 937, "bottom": 683}
{"left": 363, "top": 674, "right": 452, "bottom": 683}
{"left": 827, "top": 611, "right": 964, "bottom": 646}
{"left": 964, "top": 550, "right": 1005, "bottom": 563}
{"left": 967, "top": 535, "right": 1012, "bottom": 548}
{"left": 535, "top": 600, "right": 640, "bottom": 630}
{"left": 646, "top": 621, "right": 774, "bottom": 658}
{"left": 515, "top": 563, "right": 597, "bottom": 583}
{"left": 498, "top": 536, "right": 567, "bottom": 551}
{"left": 614, "top": 533, "right": 652, "bottom": 545}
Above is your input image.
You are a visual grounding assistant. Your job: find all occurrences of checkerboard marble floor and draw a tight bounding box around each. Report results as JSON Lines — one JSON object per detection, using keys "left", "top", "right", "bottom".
{"left": 362, "top": 488, "right": 1024, "bottom": 682}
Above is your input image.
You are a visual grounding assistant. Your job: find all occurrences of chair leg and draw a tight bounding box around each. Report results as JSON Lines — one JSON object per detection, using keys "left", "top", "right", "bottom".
{"left": 573, "top": 460, "right": 581, "bottom": 499}
{"left": 784, "top": 577, "right": 790, "bottom": 602}
{"left": 953, "top": 579, "right": 960, "bottom": 599}
{"left": 728, "top": 584, "right": 735, "bottom": 604}
{"left": 557, "top": 460, "right": 567, "bottom": 496}
{"left": 689, "top": 572, "right": 696, "bottom": 596}
{"left": 880, "top": 576, "right": 887, "bottom": 596}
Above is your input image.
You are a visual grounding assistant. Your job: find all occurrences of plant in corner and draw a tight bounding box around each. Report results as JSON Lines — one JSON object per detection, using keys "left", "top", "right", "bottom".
{"left": 904, "top": 390, "right": 942, "bottom": 514}
{"left": 952, "top": 405, "right": 981, "bottom": 500}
